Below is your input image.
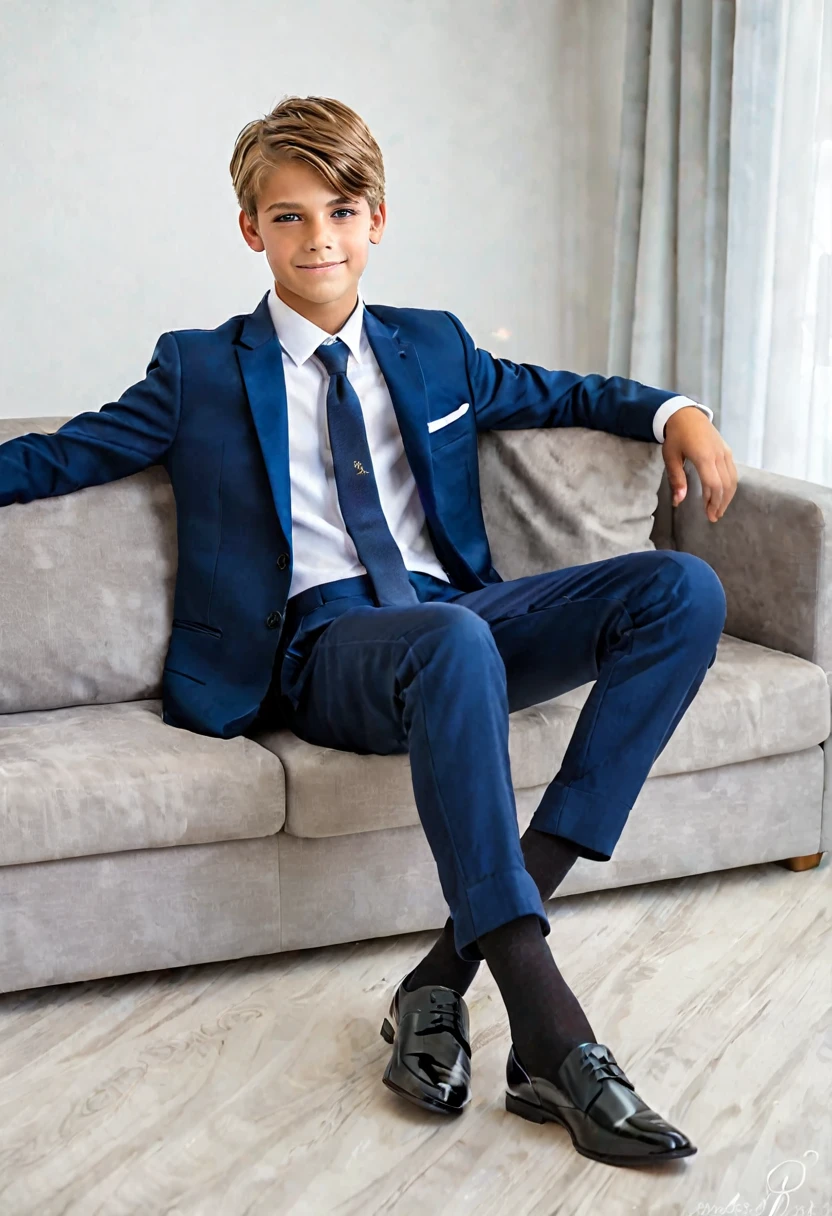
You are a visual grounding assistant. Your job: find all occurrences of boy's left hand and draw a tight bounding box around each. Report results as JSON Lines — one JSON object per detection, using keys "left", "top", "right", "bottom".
{"left": 662, "top": 405, "right": 737, "bottom": 523}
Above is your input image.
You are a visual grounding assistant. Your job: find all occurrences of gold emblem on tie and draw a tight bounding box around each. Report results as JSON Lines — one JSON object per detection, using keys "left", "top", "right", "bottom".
{"left": 353, "top": 460, "right": 369, "bottom": 475}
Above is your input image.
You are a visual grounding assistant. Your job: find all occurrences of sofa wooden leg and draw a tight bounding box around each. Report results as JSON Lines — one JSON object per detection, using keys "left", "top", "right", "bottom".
{"left": 775, "top": 852, "right": 824, "bottom": 872}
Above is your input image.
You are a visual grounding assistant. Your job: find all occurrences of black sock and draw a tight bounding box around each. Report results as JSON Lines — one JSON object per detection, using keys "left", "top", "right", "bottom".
{"left": 403, "top": 829, "right": 583, "bottom": 997}
{"left": 519, "top": 828, "right": 583, "bottom": 903}
{"left": 477, "top": 912, "right": 597, "bottom": 1080}
{"left": 402, "top": 914, "right": 478, "bottom": 995}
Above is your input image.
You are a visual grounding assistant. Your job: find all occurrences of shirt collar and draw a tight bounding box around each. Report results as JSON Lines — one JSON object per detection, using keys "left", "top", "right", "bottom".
{"left": 267, "top": 281, "right": 366, "bottom": 368}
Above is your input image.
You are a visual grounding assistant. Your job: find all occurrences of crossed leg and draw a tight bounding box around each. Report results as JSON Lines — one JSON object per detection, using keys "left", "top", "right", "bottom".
{"left": 284, "top": 549, "right": 726, "bottom": 1075}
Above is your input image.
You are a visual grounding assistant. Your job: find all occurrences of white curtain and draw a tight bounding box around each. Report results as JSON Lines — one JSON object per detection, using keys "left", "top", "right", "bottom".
{"left": 593, "top": 0, "right": 832, "bottom": 483}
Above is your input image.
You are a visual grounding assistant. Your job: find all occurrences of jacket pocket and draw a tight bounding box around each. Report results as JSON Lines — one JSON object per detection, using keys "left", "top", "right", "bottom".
{"left": 163, "top": 665, "right": 207, "bottom": 686}
{"left": 428, "top": 408, "right": 473, "bottom": 455}
{"left": 172, "top": 618, "right": 223, "bottom": 639}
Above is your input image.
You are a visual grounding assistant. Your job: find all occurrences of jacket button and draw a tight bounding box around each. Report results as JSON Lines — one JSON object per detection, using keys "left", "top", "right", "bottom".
{"left": 265, "top": 611, "right": 283, "bottom": 630}
{"left": 276, "top": 553, "right": 289, "bottom": 570}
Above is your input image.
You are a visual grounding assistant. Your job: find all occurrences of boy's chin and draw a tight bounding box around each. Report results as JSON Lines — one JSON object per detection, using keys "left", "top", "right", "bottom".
{"left": 291, "top": 276, "right": 357, "bottom": 299}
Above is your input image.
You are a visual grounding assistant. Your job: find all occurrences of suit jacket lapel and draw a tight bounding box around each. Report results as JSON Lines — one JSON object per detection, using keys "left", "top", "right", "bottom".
{"left": 361, "top": 306, "right": 438, "bottom": 517}
{"left": 234, "top": 292, "right": 293, "bottom": 545}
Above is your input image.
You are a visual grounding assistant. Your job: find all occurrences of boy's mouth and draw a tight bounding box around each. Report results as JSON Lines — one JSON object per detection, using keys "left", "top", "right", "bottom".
{"left": 297, "top": 260, "right": 345, "bottom": 272}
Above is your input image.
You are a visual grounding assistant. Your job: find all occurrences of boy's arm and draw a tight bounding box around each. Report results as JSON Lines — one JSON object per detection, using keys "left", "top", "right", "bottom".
{"left": 444, "top": 311, "right": 709, "bottom": 443}
{"left": 0, "top": 331, "right": 181, "bottom": 507}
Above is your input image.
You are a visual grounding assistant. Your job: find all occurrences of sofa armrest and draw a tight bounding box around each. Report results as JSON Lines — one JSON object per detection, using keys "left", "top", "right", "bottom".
{"left": 672, "top": 460, "right": 832, "bottom": 672}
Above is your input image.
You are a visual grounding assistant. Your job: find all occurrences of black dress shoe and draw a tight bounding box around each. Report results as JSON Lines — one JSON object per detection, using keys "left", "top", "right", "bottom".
{"left": 505, "top": 1040, "right": 697, "bottom": 1166}
{"left": 379, "top": 969, "right": 472, "bottom": 1114}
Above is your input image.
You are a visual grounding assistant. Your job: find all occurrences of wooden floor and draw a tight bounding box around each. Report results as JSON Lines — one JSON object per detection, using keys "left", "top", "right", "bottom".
{"left": 1, "top": 856, "right": 830, "bottom": 1216}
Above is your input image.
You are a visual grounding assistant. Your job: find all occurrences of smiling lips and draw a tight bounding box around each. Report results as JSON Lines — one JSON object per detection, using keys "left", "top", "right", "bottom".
{"left": 298, "top": 261, "right": 344, "bottom": 271}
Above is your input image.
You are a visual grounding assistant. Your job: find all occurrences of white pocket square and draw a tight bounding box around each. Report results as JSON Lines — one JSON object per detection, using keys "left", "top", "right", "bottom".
{"left": 428, "top": 402, "right": 470, "bottom": 433}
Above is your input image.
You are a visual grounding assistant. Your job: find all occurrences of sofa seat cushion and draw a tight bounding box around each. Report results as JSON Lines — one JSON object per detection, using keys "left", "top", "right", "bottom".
{"left": 251, "top": 633, "right": 830, "bottom": 839}
{"left": 0, "top": 700, "right": 285, "bottom": 866}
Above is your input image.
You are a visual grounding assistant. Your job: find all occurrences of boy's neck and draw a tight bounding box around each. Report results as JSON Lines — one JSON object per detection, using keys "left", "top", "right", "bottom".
{"left": 274, "top": 282, "right": 359, "bottom": 336}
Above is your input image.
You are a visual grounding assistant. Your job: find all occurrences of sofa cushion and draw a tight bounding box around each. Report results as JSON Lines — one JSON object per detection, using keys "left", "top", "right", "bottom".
{"left": 477, "top": 427, "right": 672, "bottom": 577}
{"left": 0, "top": 416, "right": 176, "bottom": 715}
{"left": 0, "top": 700, "right": 285, "bottom": 866}
{"left": 251, "top": 634, "right": 830, "bottom": 838}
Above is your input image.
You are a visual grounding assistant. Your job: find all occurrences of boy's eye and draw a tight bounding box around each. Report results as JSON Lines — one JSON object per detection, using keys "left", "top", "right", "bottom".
{"left": 273, "top": 208, "right": 356, "bottom": 222}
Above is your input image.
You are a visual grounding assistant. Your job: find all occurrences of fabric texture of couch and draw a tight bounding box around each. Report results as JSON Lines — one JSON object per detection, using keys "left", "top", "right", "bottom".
{"left": 1, "top": 416, "right": 829, "bottom": 994}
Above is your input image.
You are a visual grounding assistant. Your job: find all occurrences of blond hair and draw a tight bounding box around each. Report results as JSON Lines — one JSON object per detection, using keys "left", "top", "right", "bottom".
{"left": 229, "top": 95, "right": 386, "bottom": 228}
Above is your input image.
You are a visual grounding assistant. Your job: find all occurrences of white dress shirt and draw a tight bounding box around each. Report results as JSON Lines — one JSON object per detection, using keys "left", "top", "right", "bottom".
{"left": 653, "top": 396, "right": 713, "bottom": 442}
{"left": 266, "top": 286, "right": 713, "bottom": 600}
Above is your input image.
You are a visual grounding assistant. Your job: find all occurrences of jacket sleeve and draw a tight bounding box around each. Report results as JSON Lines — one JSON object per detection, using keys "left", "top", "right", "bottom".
{"left": 0, "top": 331, "right": 181, "bottom": 507}
{"left": 444, "top": 310, "right": 679, "bottom": 443}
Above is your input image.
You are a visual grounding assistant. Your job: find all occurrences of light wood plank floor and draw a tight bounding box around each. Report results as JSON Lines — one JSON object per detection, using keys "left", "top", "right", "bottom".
{"left": 1, "top": 856, "right": 830, "bottom": 1216}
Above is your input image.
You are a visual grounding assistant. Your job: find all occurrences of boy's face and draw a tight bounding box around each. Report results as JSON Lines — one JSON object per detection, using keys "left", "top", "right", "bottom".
{"left": 239, "top": 158, "right": 386, "bottom": 334}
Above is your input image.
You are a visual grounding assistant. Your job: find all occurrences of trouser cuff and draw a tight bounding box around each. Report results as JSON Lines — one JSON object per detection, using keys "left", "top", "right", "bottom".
{"left": 453, "top": 865, "right": 551, "bottom": 962}
{"left": 529, "top": 778, "right": 633, "bottom": 862}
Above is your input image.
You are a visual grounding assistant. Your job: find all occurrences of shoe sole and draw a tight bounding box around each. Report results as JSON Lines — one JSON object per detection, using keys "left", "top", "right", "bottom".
{"left": 380, "top": 1017, "right": 469, "bottom": 1116}
{"left": 505, "top": 1091, "right": 697, "bottom": 1167}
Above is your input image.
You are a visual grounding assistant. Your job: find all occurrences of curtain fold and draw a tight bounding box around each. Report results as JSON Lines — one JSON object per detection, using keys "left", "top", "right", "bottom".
{"left": 603, "top": 0, "right": 831, "bottom": 483}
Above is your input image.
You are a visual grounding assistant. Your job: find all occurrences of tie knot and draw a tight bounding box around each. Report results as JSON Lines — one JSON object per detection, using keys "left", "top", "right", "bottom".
{"left": 314, "top": 338, "right": 350, "bottom": 377}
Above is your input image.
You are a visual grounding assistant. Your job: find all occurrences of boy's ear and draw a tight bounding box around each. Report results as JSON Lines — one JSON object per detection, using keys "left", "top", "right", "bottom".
{"left": 369, "top": 200, "right": 386, "bottom": 244}
{"left": 239, "top": 210, "right": 265, "bottom": 252}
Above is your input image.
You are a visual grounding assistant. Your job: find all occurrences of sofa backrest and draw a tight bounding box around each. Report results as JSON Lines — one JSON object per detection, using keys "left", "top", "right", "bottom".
{"left": 477, "top": 427, "right": 673, "bottom": 577}
{"left": 0, "top": 417, "right": 177, "bottom": 714}
{"left": 0, "top": 416, "right": 672, "bottom": 714}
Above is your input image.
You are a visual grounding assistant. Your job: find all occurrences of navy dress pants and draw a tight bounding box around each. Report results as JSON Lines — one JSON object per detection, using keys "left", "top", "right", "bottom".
{"left": 259, "top": 549, "right": 727, "bottom": 962}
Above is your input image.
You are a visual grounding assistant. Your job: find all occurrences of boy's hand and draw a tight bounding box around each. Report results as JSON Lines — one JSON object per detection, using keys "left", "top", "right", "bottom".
{"left": 662, "top": 405, "right": 737, "bottom": 523}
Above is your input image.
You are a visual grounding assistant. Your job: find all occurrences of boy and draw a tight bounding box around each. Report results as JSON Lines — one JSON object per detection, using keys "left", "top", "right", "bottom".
{"left": 0, "top": 95, "right": 736, "bottom": 1167}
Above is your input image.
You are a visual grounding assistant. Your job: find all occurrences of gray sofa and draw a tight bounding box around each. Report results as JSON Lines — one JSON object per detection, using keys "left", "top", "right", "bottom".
{"left": 1, "top": 415, "right": 829, "bottom": 995}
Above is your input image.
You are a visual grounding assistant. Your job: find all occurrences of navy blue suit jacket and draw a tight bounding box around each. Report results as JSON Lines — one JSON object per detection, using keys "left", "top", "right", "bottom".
{"left": 0, "top": 290, "right": 678, "bottom": 738}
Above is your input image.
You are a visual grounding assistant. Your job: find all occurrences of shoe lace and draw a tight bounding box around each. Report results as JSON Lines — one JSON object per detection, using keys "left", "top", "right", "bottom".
{"left": 422, "top": 991, "right": 471, "bottom": 1057}
{"left": 579, "top": 1047, "right": 634, "bottom": 1091}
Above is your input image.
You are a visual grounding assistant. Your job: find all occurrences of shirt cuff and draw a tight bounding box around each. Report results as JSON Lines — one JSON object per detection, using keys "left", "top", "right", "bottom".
{"left": 653, "top": 395, "right": 714, "bottom": 443}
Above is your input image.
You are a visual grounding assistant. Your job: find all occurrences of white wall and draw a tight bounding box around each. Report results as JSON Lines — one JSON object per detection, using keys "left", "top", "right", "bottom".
{"left": 0, "top": 0, "right": 628, "bottom": 421}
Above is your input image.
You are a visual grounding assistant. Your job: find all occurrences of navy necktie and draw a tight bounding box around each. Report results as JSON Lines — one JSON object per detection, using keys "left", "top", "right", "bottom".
{"left": 314, "top": 338, "right": 419, "bottom": 607}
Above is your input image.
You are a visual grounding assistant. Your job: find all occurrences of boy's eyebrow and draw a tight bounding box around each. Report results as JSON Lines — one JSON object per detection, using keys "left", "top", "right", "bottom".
{"left": 264, "top": 196, "right": 353, "bottom": 212}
